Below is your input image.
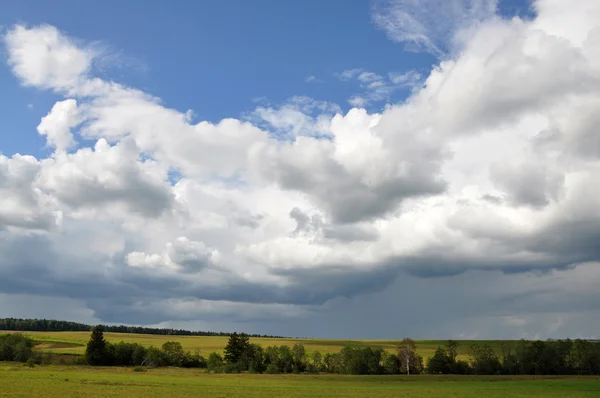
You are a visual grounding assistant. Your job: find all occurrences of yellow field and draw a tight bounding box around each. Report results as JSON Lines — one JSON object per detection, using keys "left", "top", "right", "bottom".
{"left": 10, "top": 331, "right": 509, "bottom": 361}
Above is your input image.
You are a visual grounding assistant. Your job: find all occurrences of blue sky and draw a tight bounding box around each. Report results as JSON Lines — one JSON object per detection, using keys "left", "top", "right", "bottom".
{"left": 1, "top": 0, "right": 531, "bottom": 158}
{"left": 4, "top": 0, "right": 600, "bottom": 339}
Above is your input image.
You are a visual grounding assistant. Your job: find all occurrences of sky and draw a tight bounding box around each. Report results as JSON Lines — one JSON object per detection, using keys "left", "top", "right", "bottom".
{"left": 0, "top": 0, "right": 599, "bottom": 340}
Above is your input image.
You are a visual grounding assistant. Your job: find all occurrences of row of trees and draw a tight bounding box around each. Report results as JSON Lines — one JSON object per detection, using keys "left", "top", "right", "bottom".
{"left": 427, "top": 340, "right": 600, "bottom": 375}
{"left": 205, "top": 335, "right": 425, "bottom": 374}
{"left": 0, "top": 318, "right": 282, "bottom": 338}
{"left": 0, "top": 334, "right": 53, "bottom": 365}
{"left": 85, "top": 326, "right": 206, "bottom": 367}
{"left": 199, "top": 336, "right": 600, "bottom": 376}
{"left": 6, "top": 327, "right": 593, "bottom": 376}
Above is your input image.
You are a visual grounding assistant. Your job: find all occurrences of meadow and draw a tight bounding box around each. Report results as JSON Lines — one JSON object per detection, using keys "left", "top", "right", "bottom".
{"left": 1, "top": 364, "right": 599, "bottom": 398}
{"left": 15, "top": 330, "right": 506, "bottom": 361}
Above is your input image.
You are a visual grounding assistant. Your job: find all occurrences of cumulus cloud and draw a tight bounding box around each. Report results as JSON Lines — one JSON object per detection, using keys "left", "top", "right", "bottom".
{"left": 37, "top": 137, "right": 173, "bottom": 217}
{"left": 37, "top": 99, "right": 80, "bottom": 152}
{"left": 250, "top": 108, "right": 446, "bottom": 223}
{"left": 4, "top": 24, "right": 94, "bottom": 91}
{"left": 2, "top": 2, "right": 600, "bottom": 337}
{"left": 0, "top": 154, "right": 59, "bottom": 231}
{"left": 127, "top": 237, "right": 217, "bottom": 273}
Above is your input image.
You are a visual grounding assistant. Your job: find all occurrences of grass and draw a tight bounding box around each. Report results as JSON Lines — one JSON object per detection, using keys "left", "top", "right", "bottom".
{"left": 1, "top": 364, "right": 599, "bottom": 397}
{"left": 13, "top": 330, "right": 509, "bottom": 361}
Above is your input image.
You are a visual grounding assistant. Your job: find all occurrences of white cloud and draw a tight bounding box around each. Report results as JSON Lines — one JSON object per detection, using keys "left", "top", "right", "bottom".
{"left": 0, "top": 154, "right": 59, "bottom": 231}
{"left": 335, "top": 68, "right": 364, "bottom": 81}
{"left": 336, "top": 67, "right": 423, "bottom": 106}
{"left": 3, "top": 6, "right": 600, "bottom": 337}
{"left": 251, "top": 96, "right": 341, "bottom": 139}
{"left": 37, "top": 137, "right": 173, "bottom": 217}
{"left": 371, "top": 0, "right": 498, "bottom": 56}
{"left": 37, "top": 99, "right": 80, "bottom": 152}
{"left": 127, "top": 237, "right": 217, "bottom": 273}
{"left": 348, "top": 96, "right": 368, "bottom": 107}
{"left": 388, "top": 70, "right": 422, "bottom": 85}
{"left": 4, "top": 24, "right": 95, "bottom": 91}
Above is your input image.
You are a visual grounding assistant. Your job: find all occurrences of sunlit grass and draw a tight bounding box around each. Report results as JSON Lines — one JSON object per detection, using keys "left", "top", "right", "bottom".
{"left": 1, "top": 364, "right": 598, "bottom": 398}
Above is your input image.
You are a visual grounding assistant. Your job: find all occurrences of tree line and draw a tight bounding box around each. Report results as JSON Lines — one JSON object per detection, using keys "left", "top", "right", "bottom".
{"left": 3, "top": 328, "right": 599, "bottom": 376}
{"left": 427, "top": 340, "right": 600, "bottom": 375}
{"left": 81, "top": 327, "right": 424, "bottom": 374}
{"left": 84, "top": 326, "right": 206, "bottom": 367}
{"left": 0, "top": 318, "right": 283, "bottom": 338}
{"left": 83, "top": 328, "right": 600, "bottom": 375}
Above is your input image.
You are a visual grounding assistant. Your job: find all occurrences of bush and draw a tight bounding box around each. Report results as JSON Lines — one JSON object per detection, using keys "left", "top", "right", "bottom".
{"left": 454, "top": 359, "right": 472, "bottom": 375}
{"left": 223, "top": 362, "right": 244, "bottom": 373}
{"left": 207, "top": 352, "right": 224, "bottom": 372}
{"left": 0, "top": 334, "right": 36, "bottom": 363}
{"left": 132, "top": 366, "right": 147, "bottom": 372}
{"left": 132, "top": 345, "right": 147, "bottom": 366}
{"left": 112, "top": 342, "right": 141, "bottom": 366}
{"left": 74, "top": 357, "right": 87, "bottom": 365}
{"left": 162, "top": 341, "right": 185, "bottom": 366}
{"left": 265, "top": 363, "right": 281, "bottom": 374}
{"left": 26, "top": 358, "right": 36, "bottom": 368}
{"left": 470, "top": 344, "right": 502, "bottom": 375}
{"left": 143, "top": 347, "right": 168, "bottom": 367}
{"left": 383, "top": 353, "right": 400, "bottom": 374}
{"left": 426, "top": 347, "right": 454, "bottom": 374}
{"left": 182, "top": 350, "right": 206, "bottom": 368}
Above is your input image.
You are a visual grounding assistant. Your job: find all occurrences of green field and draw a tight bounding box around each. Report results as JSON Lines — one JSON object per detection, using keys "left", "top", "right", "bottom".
{"left": 1, "top": 364, "right": 599, "bottom": 397}
{"left": 14, "top": 330, "right": 507, "bottom": 361}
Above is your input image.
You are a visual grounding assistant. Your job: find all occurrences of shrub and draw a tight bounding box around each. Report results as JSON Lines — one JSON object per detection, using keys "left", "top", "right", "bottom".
{"left": 265, "top": 363, "right": 280, "bottom": 374}
{"left": 143, "top": 347, "right": 168, "bottom": 367}
{"left": 0, "top": 334, "right": 36, "bottom": 363}
{"left": 207, "top": 352, "right": 224, "bottom": 372}
{"left": 223, "top": 362, "right": 244, "bottom": 373}
{"left": 182, "top": 350, "right": 206, "bottom": 368}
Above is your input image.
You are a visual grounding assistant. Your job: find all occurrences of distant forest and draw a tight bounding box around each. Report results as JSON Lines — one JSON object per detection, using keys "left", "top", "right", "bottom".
{"left": 0, "top": 318, "right": 283, "bottom": 338}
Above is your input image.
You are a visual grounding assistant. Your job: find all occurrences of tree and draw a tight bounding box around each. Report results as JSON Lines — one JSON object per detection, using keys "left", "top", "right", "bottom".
{"left": 243, "top": 343, "right": 265, "bottom": 373}
{"left": 292, "top": 343, "right": 306, "bottom": 373}
{"left": 162, "top": 341, "right": 185, "bottom": 366}
{"left": 112, "top": 342, "right": 137, "bottom": 366}
{"left": 207, "top": 352, "right": 224, "bottom": 372}
{"left": 398, "top": 338, "right": 418, "bottom": 375}
{"left": 427, "top": 347, "right": 453, "bottom": 374}
{"left": 278, "top": 345, "right": 294, "bottom": 373}
{"left": 264, "top": 346, "right": 280, "bottom": 370}
{"left": 13, "top": 340, "right": 33, "bottom": 362}
{"left": 132, "top": 344, "right": 148, "bottom": 366}
{"left": 142, "top": 346, "right": 168, "bottom": 367}
{"left": 323, "top": 352, "right": 343, "bottom": 373}
{"left": 182, "top": 349, "right": 206, "bottom": 368}
{"left": 223, "top": 332, "right": 250, "bottom": 364}
{"left": 446, "top": 340, "right": 458, "bottom": 362}
{"left": 310, "top": 351, "right": 323, "bottom": 373}
{"left": 470, "top": 344, "right": 502, "bottom": 375}
{"left": 85, "top": 325, "right": 110, "bottom": 366}
{"left": 382, "top": 352, "right": 400, "bottom": 374}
